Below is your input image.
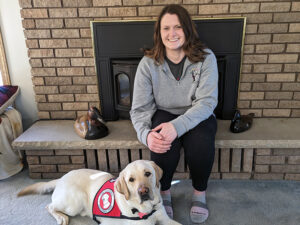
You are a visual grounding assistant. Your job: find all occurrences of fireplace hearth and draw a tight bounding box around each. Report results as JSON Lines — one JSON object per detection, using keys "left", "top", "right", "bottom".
{"left": 92, "top": 18, "right": 246, "bottom": 120}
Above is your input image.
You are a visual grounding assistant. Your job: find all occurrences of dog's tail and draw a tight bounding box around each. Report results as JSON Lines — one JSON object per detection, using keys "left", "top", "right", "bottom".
{"left": 17, "top": 179, "right": 58, "bottom": 197}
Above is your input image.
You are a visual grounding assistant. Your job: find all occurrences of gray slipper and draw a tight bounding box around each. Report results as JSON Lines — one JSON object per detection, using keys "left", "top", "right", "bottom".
{"left": 190, "top": 201, "right": 209, "bottom": 224}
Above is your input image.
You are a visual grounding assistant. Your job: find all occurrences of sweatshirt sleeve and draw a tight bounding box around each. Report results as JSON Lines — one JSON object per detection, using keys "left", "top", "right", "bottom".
{"left": 130, "top": 57, "right": 157, "bottom": 146}
{"left": 170, "top": 51, "right": 218, "bottom": 137}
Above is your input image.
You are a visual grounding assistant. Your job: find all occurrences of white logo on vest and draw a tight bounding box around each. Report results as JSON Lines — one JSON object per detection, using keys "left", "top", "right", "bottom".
{"left": 98, "top": 189, "right": 114, "bottom": 213}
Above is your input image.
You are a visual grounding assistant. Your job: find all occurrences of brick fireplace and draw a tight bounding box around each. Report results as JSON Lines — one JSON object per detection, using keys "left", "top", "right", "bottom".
{"left": 19, "top": 0, "right": 300, "bottom": 120}
{"left": 15, "top": 0, "right": 300, "bottom": 181}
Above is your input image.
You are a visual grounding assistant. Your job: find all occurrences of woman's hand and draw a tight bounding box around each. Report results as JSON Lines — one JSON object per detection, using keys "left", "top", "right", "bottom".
{"left": 147, "top": 131, "right": 172, "bottom": 153}
{"left": 152, "top": 122, "right": 177, "bottom": 143}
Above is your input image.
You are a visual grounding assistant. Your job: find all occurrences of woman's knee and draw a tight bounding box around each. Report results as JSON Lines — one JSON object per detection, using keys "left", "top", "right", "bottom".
{"left": 184, "top": 116, "right": 217, "bottom": 142}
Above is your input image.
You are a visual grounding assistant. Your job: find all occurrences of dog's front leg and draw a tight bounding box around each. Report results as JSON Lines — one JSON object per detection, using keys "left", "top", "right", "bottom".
{"left": 155, "top": 208, "right": 182, "bottom": 225}
{"left": 157, "top": 218, "right": 182, "bottom": 225}
{"left": 131, "top": 220, "right": 154, "bottom": 225}
{"left": 168, "top": 219, "right": 182, "bottom": 225}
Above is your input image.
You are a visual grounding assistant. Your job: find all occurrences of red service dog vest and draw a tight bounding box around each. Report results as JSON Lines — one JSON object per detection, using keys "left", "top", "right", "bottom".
{"left": 92, "top": 178, "right": 156, "bottom": 224}
{"left": 92, "top": 178, "right": 121, "bottom": 219}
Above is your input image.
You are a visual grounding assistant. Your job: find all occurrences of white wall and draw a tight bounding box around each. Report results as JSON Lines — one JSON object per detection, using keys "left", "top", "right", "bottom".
{"left": 0, "top": 0, "right": 38, "bottom": 130}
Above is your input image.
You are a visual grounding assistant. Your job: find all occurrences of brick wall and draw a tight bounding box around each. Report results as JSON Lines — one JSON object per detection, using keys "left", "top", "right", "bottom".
{"left": 24, "top": 148, "right": 300, "bottom": 180}
{"left": 19, "top": 0, "right": 300, "bottom": 119}
{"left": 254, "top": 148, "right": 300, "bottom": 180}
{"left": 25, "top": 149, "right": 86, "bottom": 178}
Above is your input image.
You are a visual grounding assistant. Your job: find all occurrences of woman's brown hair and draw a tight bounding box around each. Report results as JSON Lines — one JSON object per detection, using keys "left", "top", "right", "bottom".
{"left": 144, "top": 4, "right": 208, "bottom": 64}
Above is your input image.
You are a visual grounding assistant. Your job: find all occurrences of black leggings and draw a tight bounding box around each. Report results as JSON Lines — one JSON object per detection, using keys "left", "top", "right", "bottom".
{"left": 150, "top": 110, "right": 217, "bottom": 192}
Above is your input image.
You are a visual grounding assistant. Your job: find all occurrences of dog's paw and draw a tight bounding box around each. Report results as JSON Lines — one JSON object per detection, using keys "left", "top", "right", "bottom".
{"left": 56, "top": 213, "right": 69, "bottom": 225}
{"left": 61, "top": 216, "right": 69, "bottom": 225}
{"left": 46, "top": 204, "right": 69, "bottom": 225}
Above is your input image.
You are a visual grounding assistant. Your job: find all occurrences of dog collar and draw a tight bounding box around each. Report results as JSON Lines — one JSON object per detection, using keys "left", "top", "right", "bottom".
{"left": 131, "top": 208, "right": 157, "bottom": 219}
{"left": 92, "top": 178, "right": 156, "bottom": 224}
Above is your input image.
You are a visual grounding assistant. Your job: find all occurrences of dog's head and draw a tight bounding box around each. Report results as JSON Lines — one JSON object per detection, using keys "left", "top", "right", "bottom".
{"left": 115, "top": 160, "right": 162, "bottom": 204}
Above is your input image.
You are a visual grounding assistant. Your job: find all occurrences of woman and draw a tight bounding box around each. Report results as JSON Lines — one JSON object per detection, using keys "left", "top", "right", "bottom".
{"left": 130, "top": 4, "right": 218, "bottom": 224}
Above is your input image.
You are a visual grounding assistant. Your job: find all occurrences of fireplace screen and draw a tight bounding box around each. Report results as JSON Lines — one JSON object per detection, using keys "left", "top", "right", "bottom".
{"left": 116, "top": 73, "right": 130, "bottom": 107}
{"left": 92, "top": 18, "right": 246, "bottom": 121}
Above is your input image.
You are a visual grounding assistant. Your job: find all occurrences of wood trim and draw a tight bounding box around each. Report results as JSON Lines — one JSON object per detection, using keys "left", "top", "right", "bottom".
{"left": 0, "top": 28, "right": 10, "bottom": 85}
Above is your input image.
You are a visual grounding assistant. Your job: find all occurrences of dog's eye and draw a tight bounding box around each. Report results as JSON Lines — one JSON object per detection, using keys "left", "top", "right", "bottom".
{"left": 145, "top": 172, "right": 151, "bottom": 177}
{"left": 129, "top": 177, "right": 135, "bottom": 182}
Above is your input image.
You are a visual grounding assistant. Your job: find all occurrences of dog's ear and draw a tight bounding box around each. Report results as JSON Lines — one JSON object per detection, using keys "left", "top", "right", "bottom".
{"left": 149, "top": 161, "right": 163, "bottom": 188}
{"left": 115, "top": 173, "right": 130, "bottom": 200}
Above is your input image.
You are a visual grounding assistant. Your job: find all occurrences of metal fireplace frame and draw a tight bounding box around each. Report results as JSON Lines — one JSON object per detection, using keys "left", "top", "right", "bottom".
{"left": 91, "top": 18, "right": 246, "bottom": 121}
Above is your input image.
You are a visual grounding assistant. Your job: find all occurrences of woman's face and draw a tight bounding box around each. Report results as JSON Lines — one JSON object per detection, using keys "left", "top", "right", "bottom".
{"left": 160, "top": 13, "right": 185, "bottom": 53}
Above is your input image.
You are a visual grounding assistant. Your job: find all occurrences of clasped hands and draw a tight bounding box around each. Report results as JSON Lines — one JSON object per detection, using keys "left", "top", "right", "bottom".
{"left": 147, "top": 122, "right": 177, "bottom": 153}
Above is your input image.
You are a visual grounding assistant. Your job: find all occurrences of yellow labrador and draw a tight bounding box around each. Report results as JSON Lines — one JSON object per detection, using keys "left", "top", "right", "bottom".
{"left": 18, "top": 160, "right": 182, "bottom": 225}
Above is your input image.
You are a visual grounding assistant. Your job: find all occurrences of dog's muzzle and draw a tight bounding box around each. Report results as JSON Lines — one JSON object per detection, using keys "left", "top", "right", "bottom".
{"left": 138, "top": 185, "right": 150, "bottom": 201}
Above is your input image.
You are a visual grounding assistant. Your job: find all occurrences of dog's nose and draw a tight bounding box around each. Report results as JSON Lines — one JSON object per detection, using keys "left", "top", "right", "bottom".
{"left": 138, "top": 185, "right": 149, "bottom": 195}
{"left": 138, "top": 185, "right": 150, "bottom": 201}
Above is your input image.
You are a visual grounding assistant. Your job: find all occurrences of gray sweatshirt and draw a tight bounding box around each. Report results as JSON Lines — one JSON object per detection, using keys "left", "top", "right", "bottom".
{"left": 130, "top": 48, "right": 218, "bottom": 146}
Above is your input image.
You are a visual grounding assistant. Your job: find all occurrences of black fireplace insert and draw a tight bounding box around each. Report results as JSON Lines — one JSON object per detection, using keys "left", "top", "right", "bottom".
{"left": 92, "top": 18, "right": 246, "bottom": 120}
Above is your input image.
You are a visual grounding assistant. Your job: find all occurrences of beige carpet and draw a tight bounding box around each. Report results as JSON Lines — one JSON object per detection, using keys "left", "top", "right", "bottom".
{"left": 1, "top": 169, "right": 300, "bottom": 225}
